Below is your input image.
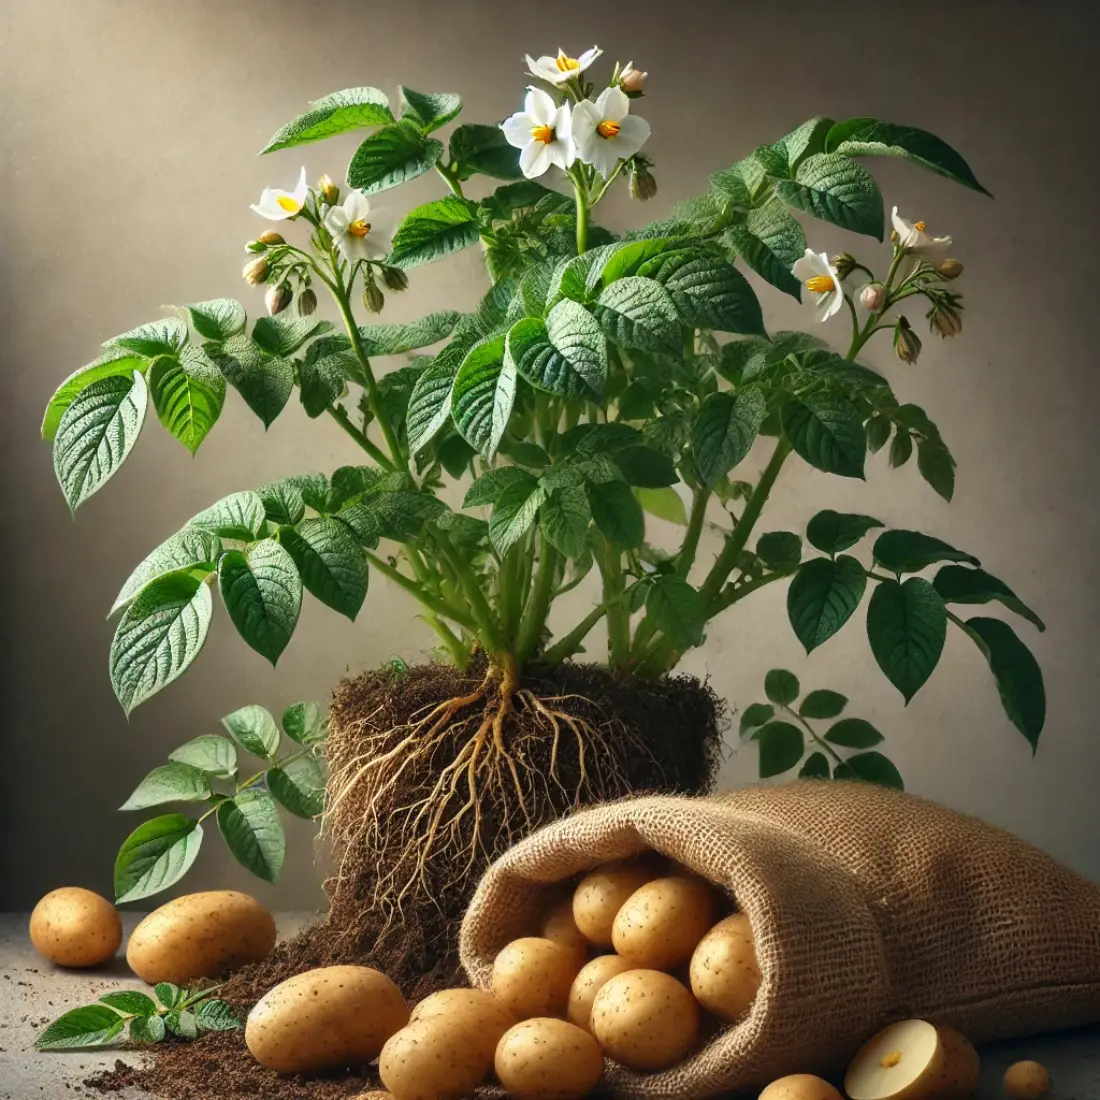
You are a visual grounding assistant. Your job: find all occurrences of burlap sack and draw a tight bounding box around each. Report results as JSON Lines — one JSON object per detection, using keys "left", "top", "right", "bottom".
{"left": 459, "top": 780, "right": 1100, "bottom": 1100}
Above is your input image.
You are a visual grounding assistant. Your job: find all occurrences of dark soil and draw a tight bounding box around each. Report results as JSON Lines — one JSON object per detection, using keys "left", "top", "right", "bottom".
{"left": 87, "top": 660, "right": 726, "bottom": 1099}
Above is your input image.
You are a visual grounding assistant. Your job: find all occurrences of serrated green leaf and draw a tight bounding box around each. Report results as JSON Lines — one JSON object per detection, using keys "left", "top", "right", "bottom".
{"left": 450, "top": 123, "right": 522, "bottom": 180}
{"left": 222, "top": 704, "right": 281, "bottom": 759}
{"left": 154, "top": 983, "right": 183, "bottom": 1009}
{"left": 149, "top": 348, "right": 226, "bottom": 454}
{"left": 36, "top": 1006, "right": 126, "bottom": 1051}
{"left": 784, "top": 116, "right": 834, "bottom": 171}
{"left": 259, "top": 479, "right": 306, "bottom": 526}
{"left": 692, "top": 386, "right": 766, "bottom": 485}
{"left": 168, "top": 734, "right": 238, "bottom": 780}
{"left": 799, "top": 689, "right": 847, "bottom": 719}
{"left": 488, "top": 480, "right": 547, "bottom": 557}
{"left": 645, "top": 575, "right": 705, "bottom": 649}
{"left": 41, "top": 350, "right": 147, "bottom": 441}
{"left": 964, "top": 617, "right": 1045, "bottom": 750}
{"left": 506, "top": 302, "right": 609, "bottom": 401}
{"left": 251, "top": 315, "right": 332, "bottom": 357}
{"left": 187, "top": 490, "right": 265, "bottom": 541}
{"left": 933, "top": 565, "right": 1044, "bottom": 631}
{"left": 358, "top": 311, "right": 463, "bottom": 355}
{"left": 916, "top": 434, "right": 956, "bottom": 501}
{"left": 165, "top": 1010, "right": 199, "bottom": 1041}
{"left": 873, "top": 530, "right": 979, "bottom": 574}
{"left": 764, "top": 669, "right": 800, "bottom": 706}
{"left": 799, "top": 751, "right": 830, "bottom": 779}
{"left": 114, "top": 814, "right": 203, "bottom": 903}
{"left": 539, "top": 486, "right": 591, "bottom": 558}
{"left": 111, "top": 528, "right": 220, "bottom": 616}
{"left": 179, "top": 299, "right": 246, "bottom": 341}
{"left": 787, "top": 555, "right": 867, "bottom": 653}
{"left": 279, "top": 517, "right": 367, "bottom": 619}
{"left": 217, "top": 790, "right": 285, "bottom": 882}
{"left": 218, "top": 541, "right": 302, "bottom": 664}
{"left": 756, "top": 531, "right": 802, "bottom": 571}
{"left": 340, "top": 489, "right": 445, "bottom": 545}
{"left": 120, "top": 762, "right": 211, "bottom": 811}
{"left": 130, "top": 1014, "right": 167, "bottom": 1043}
{"left": 195, "top": 999, "right": 240, "bottom": 1032}
{"left": 267, "top": 755, "right": 325, "bottom": 818}
{"left": 614, "top": 447, "right": 676, "bottom": 489}
{"left": 99, "top": 991, "right": 158, "bottom": 1017}
{"left": 867, "top": 578, "right": 947, "bottom": 702}
{"left": 825, "top": 717, "right": 884, "bottom": 748}
{"left": 465, "top": 466, "right": 536, "bottom": 507}
{"left": 756, "top": 721, "right": 804, "bottom": 778}
{"left": 782, "top": 392, "right": 866, "bottom": 478}
{"left": 294, "top": 335, "right": 356, "bottom": 418}
{"left": 261, "top": 87, "right": 394, "bottom": 153}
{"left": 207, "top": 335, "right": 293, "bottom": 428}
{"left": 726, "top": 203, "right": 806, "bottom": 301}
{"left": 806, "top": 510, "right": 884, "bottom": 555}
{"left": 106, "top": 318, "right": 188, "bottom": 358}
{"left": 593, "top": 277, "right": 681, "bottom": 353}
{"left": 738, "top": 702, "right": 774, "bottom": 736}
{"left": 282, "top": 701, "right": 323, "bottom": 743}
{"left": 776, "top": 153, "right": 884, "bottom": 239}
{"left": 283, "top": 473, "right": 332, "bottom": 514}
{"left": 388, "top": 195, "right": 480, "bottom": 269}
{"left": 451, "top": 334, "right": 515, "bottom": 459}
{"left": 399, "top": 86, "right": 462, "bottom": 131}
{"left": 347, "top": 119, "right": 443, "bottom": 194}
{"left": 640, "top": 250, "right": 765, "bottom": 335}
{"left": 586, "top": 480, "right": 644, "bottom": 548}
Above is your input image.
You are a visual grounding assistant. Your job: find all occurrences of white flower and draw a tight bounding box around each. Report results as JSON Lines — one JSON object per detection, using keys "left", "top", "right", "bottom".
{"left": 250, "top": 166, "right": 309, "bottom": 221}
{"left": 792, "top": 249, "right": 845, "bottom": 322}
{"left": 324, "top": 190, "right": 387, "bottom": 263}
{"left": 501, "top": 88, "right": 576, "bottom": 179}
{"left": 525, "top": 46, "right": 602, "bottom": 85}
{"left": 619, "top": 62, "right": 648, "bottom": 93}
{"left": 572, "top": 87, "right": 650, "bottom": 178}
{"left": 891, "top": 206, "right": 952, "bottom": 255}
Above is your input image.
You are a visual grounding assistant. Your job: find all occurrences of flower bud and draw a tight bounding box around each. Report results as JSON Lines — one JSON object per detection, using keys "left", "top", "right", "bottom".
{"left": 258, "top": 229, "right": 285, "bottom": 246}
{"left": 620, "top": 63, "right": 648, "bottom": 94}
{"left": 242, "top": 257, "right": 270, "bottom": 286}
{"left": 362, "top": 278, "right": 385, "bottom": 314}
{"left": 859, "top": 283, "right": 886, "bottom": 312}
{"left": 889, "top": 229, "right": 900, "bottom": 244}
{"left": 893, "top": 316, "right": 922, "bottom": 364}
{"left": 832, "top": 252, "right": 857, "bottom": 280}
{"left": 245, "top": 239, "right": 267, "bottom": 253}
{"left": 296, "top": 287, "right": 318, "bottom": 317}
{"left": 318, "top": 174, "right": 339, "bottom": 205}
{"left": 929, "top": 303, "right": 963, "bottom": 338}
{"left": 629, "top": 164, "right": 658, "bottom": 201}
{"left": 936, "top": 259, "right": 964, "bottom": 280}
{"left": 381, "top": 265, "right": 409, "bottom": 292}
{"left": 265, "top": 282, "right": 293, "bottom": 316}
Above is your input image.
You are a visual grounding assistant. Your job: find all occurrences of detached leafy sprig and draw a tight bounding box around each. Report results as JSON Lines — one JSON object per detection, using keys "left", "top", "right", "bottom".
{"left": 35, "top": 982, "right": 238, "bottom": 1051}
{"left": 114, "top": 701, "right": 327, "bottom": 904}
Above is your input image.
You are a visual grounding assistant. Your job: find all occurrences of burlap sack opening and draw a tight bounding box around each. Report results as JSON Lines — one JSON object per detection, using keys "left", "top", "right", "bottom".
{"left": 459, "top": 781, "right": 1100, "bottom": 1100}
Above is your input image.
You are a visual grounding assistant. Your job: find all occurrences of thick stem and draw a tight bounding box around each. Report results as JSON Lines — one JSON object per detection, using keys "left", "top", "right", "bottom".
{"left": 708, "top": 570, "right": 790, "bottom": 616}
{"left": 325, "top": 405, "right": 395, "bottom": 471}
{"left": 364, "top": 550, "right": 479, "bottom": 633}
{"left": 602, "top": 542, "right": 630, "bottom": 667}
{"left": 678, "top": 487, "right": 711, "bottom": 577}
{"left": 542, "top": 583, "right": 640, "bottom": 665}
{"left": 573, "top": 177, "right": 590, "bottom": 255}
{"left": 433, "top": 534, "right": 507, "bottom": 655}
{"left": 516, "top": 533, "right": 559, "bottom": 664}
{"left": 425, "top": 614, "right": 472, "bottom": 670}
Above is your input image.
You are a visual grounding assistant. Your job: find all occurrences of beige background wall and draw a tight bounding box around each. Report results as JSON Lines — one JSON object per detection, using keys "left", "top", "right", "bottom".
{"left": 2, "top": 0, "right": 1098, "bottom": 910}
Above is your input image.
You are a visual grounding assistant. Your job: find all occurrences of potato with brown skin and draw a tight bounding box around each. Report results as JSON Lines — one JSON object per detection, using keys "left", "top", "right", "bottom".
{"left": 936, "top": 1027, "right": 980, "bottom": 1098}
{"left": 591, "top": 969, "right": 701, "bottom": 1072}
{"left": 126, "top": 890, "right": 275, "bottom": 984}
{"left": 567, "top": 954, "right": 634, "bottom": 1031}
{"left": 540, "top": 897, "right": 589, "bottom": 964}
{"left": 572, "top": 857, "right": 660, "bottom": 947}
{"left": 689, "top": 913, "right": 760, "bottom": 1022}
{"left": 29, "top": 887, "right": 121, "bottom": 968}
{"left": 380, "top": 1018, "right": 493, "bottom": 1100}
{"left": 495, "top": 1018, "right": 604, "bottom": 1100}
{"left": 491, "top": 937, "right": 582, "bottom": 1019}
{"left": 612, "top": 876, "right": 717, "bottom": 970}
{"left": 408, "top": 987, "right": 515, "bottom": 1065}
{"left": 759, "top": 1075, "right": 844, "bottom": 1100}
{"left": 1004, "top": 1061, "right": 1051, "bottom": 1099}
{"left": 246, "top": 965, "right": 408, "bottom": 1074}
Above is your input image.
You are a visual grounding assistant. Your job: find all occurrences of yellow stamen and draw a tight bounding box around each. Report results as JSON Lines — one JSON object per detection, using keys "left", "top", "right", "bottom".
{"left": 555, "top": 53, "right": 581, "bottom": 72}
{"left": 531, "top": 124, "right": 555, "bottom": 144}
{"left": 597, "top": 120, "right": 621, "bottom": 139}
{"left": 276, "top": 196, "right": 300, "bottom": 213}
{"left": 348, "top": 219, "right": 371, "bottom": 239}
{"left": 913, "top": 220, "right": 926, "bottom": 232}
{"left": 805, "top": 275, "right": 836, "bottom": 295}
{"left": 881, "top": 1051, "right": 903, "bottom": 1068}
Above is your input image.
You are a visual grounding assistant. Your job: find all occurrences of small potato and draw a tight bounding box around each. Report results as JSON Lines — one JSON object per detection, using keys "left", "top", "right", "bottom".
{"left": 246, "top": 965, "right": 408, "bottom": 1075}
{"left": 572, "top": 858, "right": 660, "bottom": 947}
{"left": 29, "top": 887, "right": 121, "bottom": 968}
{"left": 126, "top": 890, "right": 275, "bottom": 984}
{"left": 1004, "top": 1060, "right": 1051, "bottom": 1099}
{"left": 591, "top": 969, "right": 701, "bottom": 1072}
{"left": 567, "top": 954, "right": 634, "bottom": 1031}
{"left": 689, "top": 913, "right": 760, "bottom": 1022}
{"left": 495, "top": 1018, "right": 604, "bottom": 1100}
{"left": 491, "top": 937, "right": 582, "bottom": 1019}
{"left": 759, "top": 1075, "right": 844, "bottom": 1100}
{"left": 540, "top": 898, "right": 589, "bottom": 964}
{"left": 380, "top": 1019, "right": 492, "bottom": 1100}
{"left": 612, "top": 876, "right": 717, "bottom": 971}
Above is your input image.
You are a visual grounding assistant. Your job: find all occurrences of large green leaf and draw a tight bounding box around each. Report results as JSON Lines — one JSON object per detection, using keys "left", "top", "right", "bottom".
{"left": 764, "top": 669, "right": 800, "bottom": 706}
{"left": 782, "top": 393, "right": 866, "bottom": 478}
{"left": 451, "top": 335, "right": 515, "bottom": 459}
{"left": 298, "top": 335, "right": 360, "bottom": 418}
{"left": 589, "top": 239, "right": 678, "bottom": 289}
{"left": 916, "top": 434, "right": 957, "bottom": 502}
{"left": 114, "top": 814, "right": 203, "bottom": 903}
{"left": 787, "top": 555, "right": 867, "bottom": 653}
{"left": 148, "top": 348, "right": 226, "bottom": 454}
{"left": 825, "top": 718, "right": 885, "bottom": 749}
{"left": 539, "top": 486, "right": 591, "bottom": 558}
{"left": 506, "top": 303, "right": 608, "bottom": 401}
{"left": 279, "top": 517, "right": 368, "bottom": 619}
{"left": 783, "top": 116, "right": 834, "bottom": 171}
{"left": 109, "top": 571, "right": 213, "bottom": 715}
{"left": 806, "top": 510, "right": 884, "bottom": 555}
{"left": 120, "top": 763, "right": 211, "bottom": 811}
{"left": 867, "top": 578, "right": 947, "bottom": 702}
{"left": 260, "top": 87, "right": 394, "bottom": 153}
{"left": 756, "top": 721, "right": 804, "bottom": 778}
{"left": 406, "top": 359, "right": 460, "bottom": 455}
{"left": 258, "top": 480, "right": 306, "bottom": 527}
{"left": 692, "top": 386, "right": 767, "bottom": 485}
{"left": 842, "top": 751, "right": 905, "bottom": 790}
{"left": 756, "top": 530, "right": 802, "bottom": 571}
{"left": 168, "top": 734, "right": 238, "bottom": 780}
{"left": 825, "top": 118, "right": 991, "bottom": 196}
{"left": 586, "top": 480, "right": 644, "bottom": 548}
{"left": 179, "top": 299, "right": 246, "bottom": 341}
{"left": 106, "top": 318, "right": 188, "bottom": 358}
{"left": 187, "top": 490, "right": 265, "bottom": 541}
{"left": 340, "top": 489, "right": 445, "bottom": 546}
{"left": 282, "top": 701, "right": 324, "bottom": 743}
{"left": 593, "top": 277, "right": 681, "bottom": 353}
{"left": 216, "top": 790, "right": 286, "bottom": 883}
{"left": 53, "top": 371, "right": 148, "bottom": 511}
{"left": 208, "top": 335, "right": 294, "bottom": 428}
{"left": 347, "top": 119, "right": 443, "bottom": 194}
{"left": 645, "top": 575, "right": 705, "bottom": 650}
{"left": 615, "top": 447, "right": 677, "bottom": 488}
{"left": 640, "top": 250, "right": 765, "bottom": 335}
{"left": 218, "top": 540, "right": 302, "bottom": 664}
{"left": 41, "top": 350, "right": 147, "bottom": 441}
{"left": 488, "top": 480, "right": 547, "bottom": 557}
{"left": 465, "top": 466, "right": 536, "bottom": 507}
{"left": 389, "top": 196, "right": 481, "bottom": 269}
{"left": 450, "top": 123, "right": 522, "bottom": 180}
{"left": 964, "top": 617, "right": 1045, "bottom": 750}
{"left": 358, "top": 311, "right": 463, "bottom": 355}
{"left": 726, "top": 203, "right": 805, "bottom": 301}
{"left": 776, "top": 153, "right": 885, "bottom": 240}
{"left": 111, "top": 527, "right": 220, "bottom": 615}
{"left": 221, "top": 704, "right": 281, "bottom": 759}
{"left": 933, "top": 565, "right": 1045, "bottom": 631}
{"left": 636, "top": 486, "right": 688, "bottom": 525}
{"left": 35, "top": 1006, "right": 127, "bottom": 1051}
{"left": 872, "top": 530, "right": 979, "bottom": 574}
{"left": 799, "top": 689, "right": 847, "bottom": 719}
{"left": 267, "top": 755, "right": 325, "bottom": 818}
{"left": 399, "top": 86, "right": 462, "bottom": 131}
{"left": 251, "top": 316, "right": 332, "bottom": 357}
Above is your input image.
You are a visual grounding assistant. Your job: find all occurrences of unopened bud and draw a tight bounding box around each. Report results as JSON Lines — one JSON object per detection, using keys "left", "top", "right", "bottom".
{"left": 296, "top": 287, "right": 318, "bottom": 317}
{"left": 258, "top": 230, "right": 285, "bottom": 246}
{"left": 242, "top": 257, "right": 270, "bottom": 286}
{"left": 893, "top": 316, "right": 922, "bottom": 364}
{"left": 381, "top": 265, "right": 409, "bottom": 292}
{"left": 265, "top": 282, "right": 293, "bottom": 316}
{"left": 936, "top": 259, "right": 964, "bottom": 280}
{"left": 929, "top": 302, "right": 963, "bottom": 338}
{"left": 859, "top": 283, "right": 886, "bottom": 312}
{"left": 362, "top": 279, "right": 385, "bottom": 314}
{"left": 890, "top": 229, "right": 900, "bottom": 244}
{"left": 832, "top": 252, "right": 857, "bottom": 281}
{"left": 620, "top": 63, "right": 648, "bottom": 95}
{"left": 318, "top": 174, "right": 339, "bottom": 205}
{"left": 245, "top": 239, "right": 267, "bottom": 253}
{"left": 629, "top": 165, "right": 658, "bottom": 201}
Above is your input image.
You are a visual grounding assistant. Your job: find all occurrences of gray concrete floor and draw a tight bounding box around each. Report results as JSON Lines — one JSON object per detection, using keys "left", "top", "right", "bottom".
{"left": 1, "top": 913, "right": 1098, "bottom": 1099}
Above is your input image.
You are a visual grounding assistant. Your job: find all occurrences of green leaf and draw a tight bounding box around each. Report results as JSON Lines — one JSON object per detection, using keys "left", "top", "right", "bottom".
{"left": 187, "top": 490, "right": 265, "bottom": 541}
{"left": 218, "top": 541, "right": 302, "bottom": 665}
{"left": 499, "top": 438, "right": 551, "bottom": 468}
{"left": 282, "top": 701, "right": 323, "bottom": 743}
{"left": 217, "top": 790, "right": 285, "bottom": 882}
{"left": 843, "top": 751, "right": 904, "bottom": 790}
{"left": 641, "top": 250, "right": 766, "bottom": 335}
{"left": 867, "top": 578, "right": 947, "bottom": 702}
{"left": 148, "top": 348, "right": 226, "bottom": 454}
{"left": 799, "top": 689, "right": 847, "bottom": 719}
{"left": 586, "top": 479, "right": 644, "bottom": 548}
{"left": 347, "top": 119, "right": 443, "bottom": 194}
{"left": 298, "top": 336, "right": 359, "bottom": 418}
{"left": 488, "top": 480, "right": 547, "bottom": 557}
{"left": 53, "top": 372, "right": 148, "bottom": 511}
{"left": 168, "top": 735, "right": 237, "bottom": 780}
{"left": 406, "top": 362, "right": 460, "bottom": 455}
{"left": 916, "top": 434, "right": 956, "bottom": 502}
{"left": 450, "top": 123, "right": 522, "bottom": 179}
{"left": 114, "top": 814, "right": 203, "bottom": 903}
{"left": 764, "top": 669, "right": 800, "bottom": 706}
{"left": 615, "top": 447, "right": 677, "bottom": 488}
{"left": 964, "top": 617, "right": 1045, "bottom": 750}
{"left": 825, "top": 118, "right": 991, "bottom": 196}
{"left": 784, "top": 116, "right": 834, "bottom": 171}
{"left": 130, "top": 1015, "right": 167, "bottom": 1044}
{"left": 279, "top": 517, "right": 367, "bottom": 619}
{"left": 399, "top": 86, "right": 462, "bottom": 131}
{"left": 825, "top": 717, "right": 885, "bottom": 748}
{"left": 465, "top": 466, "right": 535, "bottom": 507}
{"left": 106, "top": 318, "right": 188, "bottom": 358}
{"left": 358, "top": 311, "right": 463, "bottom": 355}
{"left": 99, "top": 991, "right": 158, "bottom": 1017}
{"left": 593, "top": 277, "right": 682, "bottom": 353}
{"left": 207, "top": 335, "right": 293, "bottom": 428}
{"left": 806, "top": 510, "right": 884, "bottom": 555}
{"left": 756, "top": 531, "right": 802, "bottom": 571}
{"left": 738, "top": 702, "right": 774, "bottom": 736}
{"left": 42, "top": 350, "right": 147, "bottom": 441}
{"left": 787, "top": 555, "right": 868, "bottom": 653}
{"left": 111, "top": 528, "right": 220, "bottom": 616}
{"left": 635, "top": 487, "right": 688, "bottom": 525}
{"left": 110, "top": 572, "right": 213, "bottom": 715}
{"left": 267, "top": 755, "right": 325, "bottom": 818}
{"left": 756, "top": 721, "right": 804, "bottom": 778}
{"left": 889, "top": 430, "right": 914, "bottom": 468}
{"left": 259, "top": 479, "right": 307, "bottom": 527}
{"left": 179, "top": 299, "right": 246, "bottom": 341}
{"left": 799, "top": 751, "right": 830, "bottom": 779}
{"left": 539, "top": 486, "right": 591, "bottom": 558}
{"left": 36, "top": 1006, "right": 126, "bottom": 1051}
{"left": 222, "top": 704, "right": 280, "bottom": 759}
{"left": 726, "top": 203, "right": 806, "bottom": 301}
{"left": 195, "top": 1000, "right": 240, "bottom": 1033}
{"left": 933, "top": 565, "right": 1044, "bottom": 631}
{"left": 165, "top": 1010, "right": 199, "bottom": 1041}
{"left": 776, "top": 153, "right": 884, "bottom": 240}
{"left": 692, "top": 386, "right": 766, "bottom": 485}
{"left": 260, "top": 87, "right": 394, "bottom": 153}
{"left": 251, "top": 315, "right": 332, "bottom": 357}
{"left": 389, "top": 195, "right": 480, "bottom": 269}
{"left": 866, "top": 415, "right": 892, "bottom": 454}
{"left": 120, "top": 763, "right": 212, "bottom": 811}
{"left": 873, "top": 530, "right": 979, "bottom": 574}
{"left": 506, "top": 303, "right": 608, "bottom": 401}
{"left": 340, "top": 490, "right": 445, "bottom": 546}
{"left": 283, "top": 473, "right": 332, "bottom": 514}
{"left": 155, "top": 983, "right": 184, "bottom": 1010}
{"left": 451, "top": 335, "right": 515, "bottom": 459}
{"left": 645, "top": 575, "right": 705, "bottom": 649}
{"left": 782, "top": 393, "right": 866, "bottom": 478}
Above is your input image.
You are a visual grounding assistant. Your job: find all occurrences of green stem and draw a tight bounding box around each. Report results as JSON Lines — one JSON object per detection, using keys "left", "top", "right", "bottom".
{"left": 424, "top": 614, "right": 471, "bottom": 669}
{"left": 325, "top": 405, "right": 395, "bottom": 470}
{"left": 516, "top": 533, "right": 559, "bottom": 664}
{"left": 435, "top": 163, "right": 465, "bottom": 198}
{"left": 573, "top": 176, "right": 590, "bottom": 255}
{"left": 602, "top": 542, "right": 630, "bottom": 666}
{"left": 708, "top": 570, "right": 791, "bottom": 616}
{"left": 786, "top": 707, "right": 845, "bottom": 768}
{"left": 590, "top": 159, "right": 628, "bottom": 204}
{"left": 678, "top": 488, "right": 711, "bottom": 577}
{"left": 542, "top": 584, "right": 640, "bottom": 665}
{"left": 364, "top": 550, "right": 479, "bottom": 632}
{"left": 433, "top": 534, "right": 507, "bottom": 654}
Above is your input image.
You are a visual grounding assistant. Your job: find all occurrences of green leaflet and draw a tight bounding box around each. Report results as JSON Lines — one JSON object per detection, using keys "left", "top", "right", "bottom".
{"left": 933, "top": 565, "right": 1045, "bottom": 631}
{"left": 261, "top": 87, "right": 394, "bottom": 153}
{"left": 776, "top": 153, "right": 885, "bottom": 240}
{"left": 168, "top": 734, "right": 237, "bottom": 780}
{"left": 251, "top": 316, "right": 332, "bottom": 357}
{"left": 105, "top": 318, "right": 188, "bottom": 358}
{"left": 399, "top": 86, "right": 462, "bottom": 131}
{"left": 207, "top": 335, "right": 293, "bottom": 428}
{"left": 645, "top": 575, "right": 705, "bottom": 649}
{"left": 692, "top": 386, "right": 766, "bottom": 485}
{"left": 872, "top": 530, "right": 979, "bottom": 574}
{"left": 756, "top": 721, "right": 804, "bottom": 778}
{"left": 114, "top": 814, "right": 203, "bottom": 903}
{"left": 187, "top": 490, "right": 265, "bottom": 541}
{"left": 119, "top": 763, "right": 211, "bottom": 811}
{"left": 358, "top": 311, "right": 464, "bottom": 355}
{"left": 764, "top": 669, "right": 800, "bottom": 705}
{"left": 42, "top": 349, "right": 147, "bottom": 441}
{"left": 867, "top": 578, "right": 947, "bottom": 702}
{"left": 389, "top": 196, "right": 481, "bottom": 269}
{"left": 781, "top": 393, "right": 866, "bottom": 479}
{"left": 216, "top": 790, "right": 286, "bottom": 882}
{"left": 279, "top": 517, "right": 368, "bottom": 619}
{"left": 177, "top": 299, "right": 246, "bottom": 341}
{"left": 347, "top": 119, "right": 443, "bottom": 194}
{"left": 489, "top": 480, "right": 547, "bottom": 557}
{"left": 267, "top": 755, "right": 325, "bottom": 818}
{"left": 539, "top": 486, "right": 591, "bottom": 558}
{"left": 111, "top": 527, "right": 220, "bottom": 616}
{"left": 593, "top": 277, "right": 682, "bottom": 353}
{"left": 787, "top": 555, "right": 867, "bottom": 653}
{"left": 450, "top": 124, "right": 523, "bottom": 180}
{"left": 726, "top": 203, "right": 806, "bottom": 301}
{"left": 222, "top": 704, "right": 281, "bottom": 759}
{"left": 149, "top": 347, "right": 226, "bottom": 454}
{"left": 964, "top": 617, "right": 1045, "bottom": 750}
{"left": 218, "top": 541, "right": 302, "bottom": 664}
{"left": 505, "top": 303, "right": 608, "bottom": 401}
{"left": 451, "top": 335, "right": 515, "bottom": 459}
{"left": 806, "top": 510, "right": 884, "bottom": 555}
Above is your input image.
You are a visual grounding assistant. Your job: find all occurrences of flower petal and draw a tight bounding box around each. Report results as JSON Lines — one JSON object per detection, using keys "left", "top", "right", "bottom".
{"left": 344, "top": 189, "right": 371, "bottom": 221}
{"left": 597, "top": 85, "right": 630, "bottom": 122}
{"left": 554, "top": 102, "right": 573, "bottom": 141}
{"left": 613, "top": 114, "right": 650, "bottom": 159}
{"left": 291, "top": 166, "right": 308, "bottom": 206}
{"left": 791, "top": 249, "right": 818, "bottom": 281}
{"left": 520, "top": 141, "right": 551, "bottom": 178}
{"left": 577, "top": 45, "right": 603, "bottom": 70}
{"left": 502, "top": 112, "right": 534, "bottom": 148}
{"left": 571, "top": 100, "right": 598, "bottom": 142}
{"left": 526, "top": 87, "right": 557, "bottom": 126}
{"left": 251, "top": 189, "right": 295, "bottom": 221}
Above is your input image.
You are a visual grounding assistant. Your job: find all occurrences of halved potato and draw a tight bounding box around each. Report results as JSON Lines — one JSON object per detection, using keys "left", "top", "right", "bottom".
{"left": 845, "top": 1019, "right": 946, "bottom": 1100}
